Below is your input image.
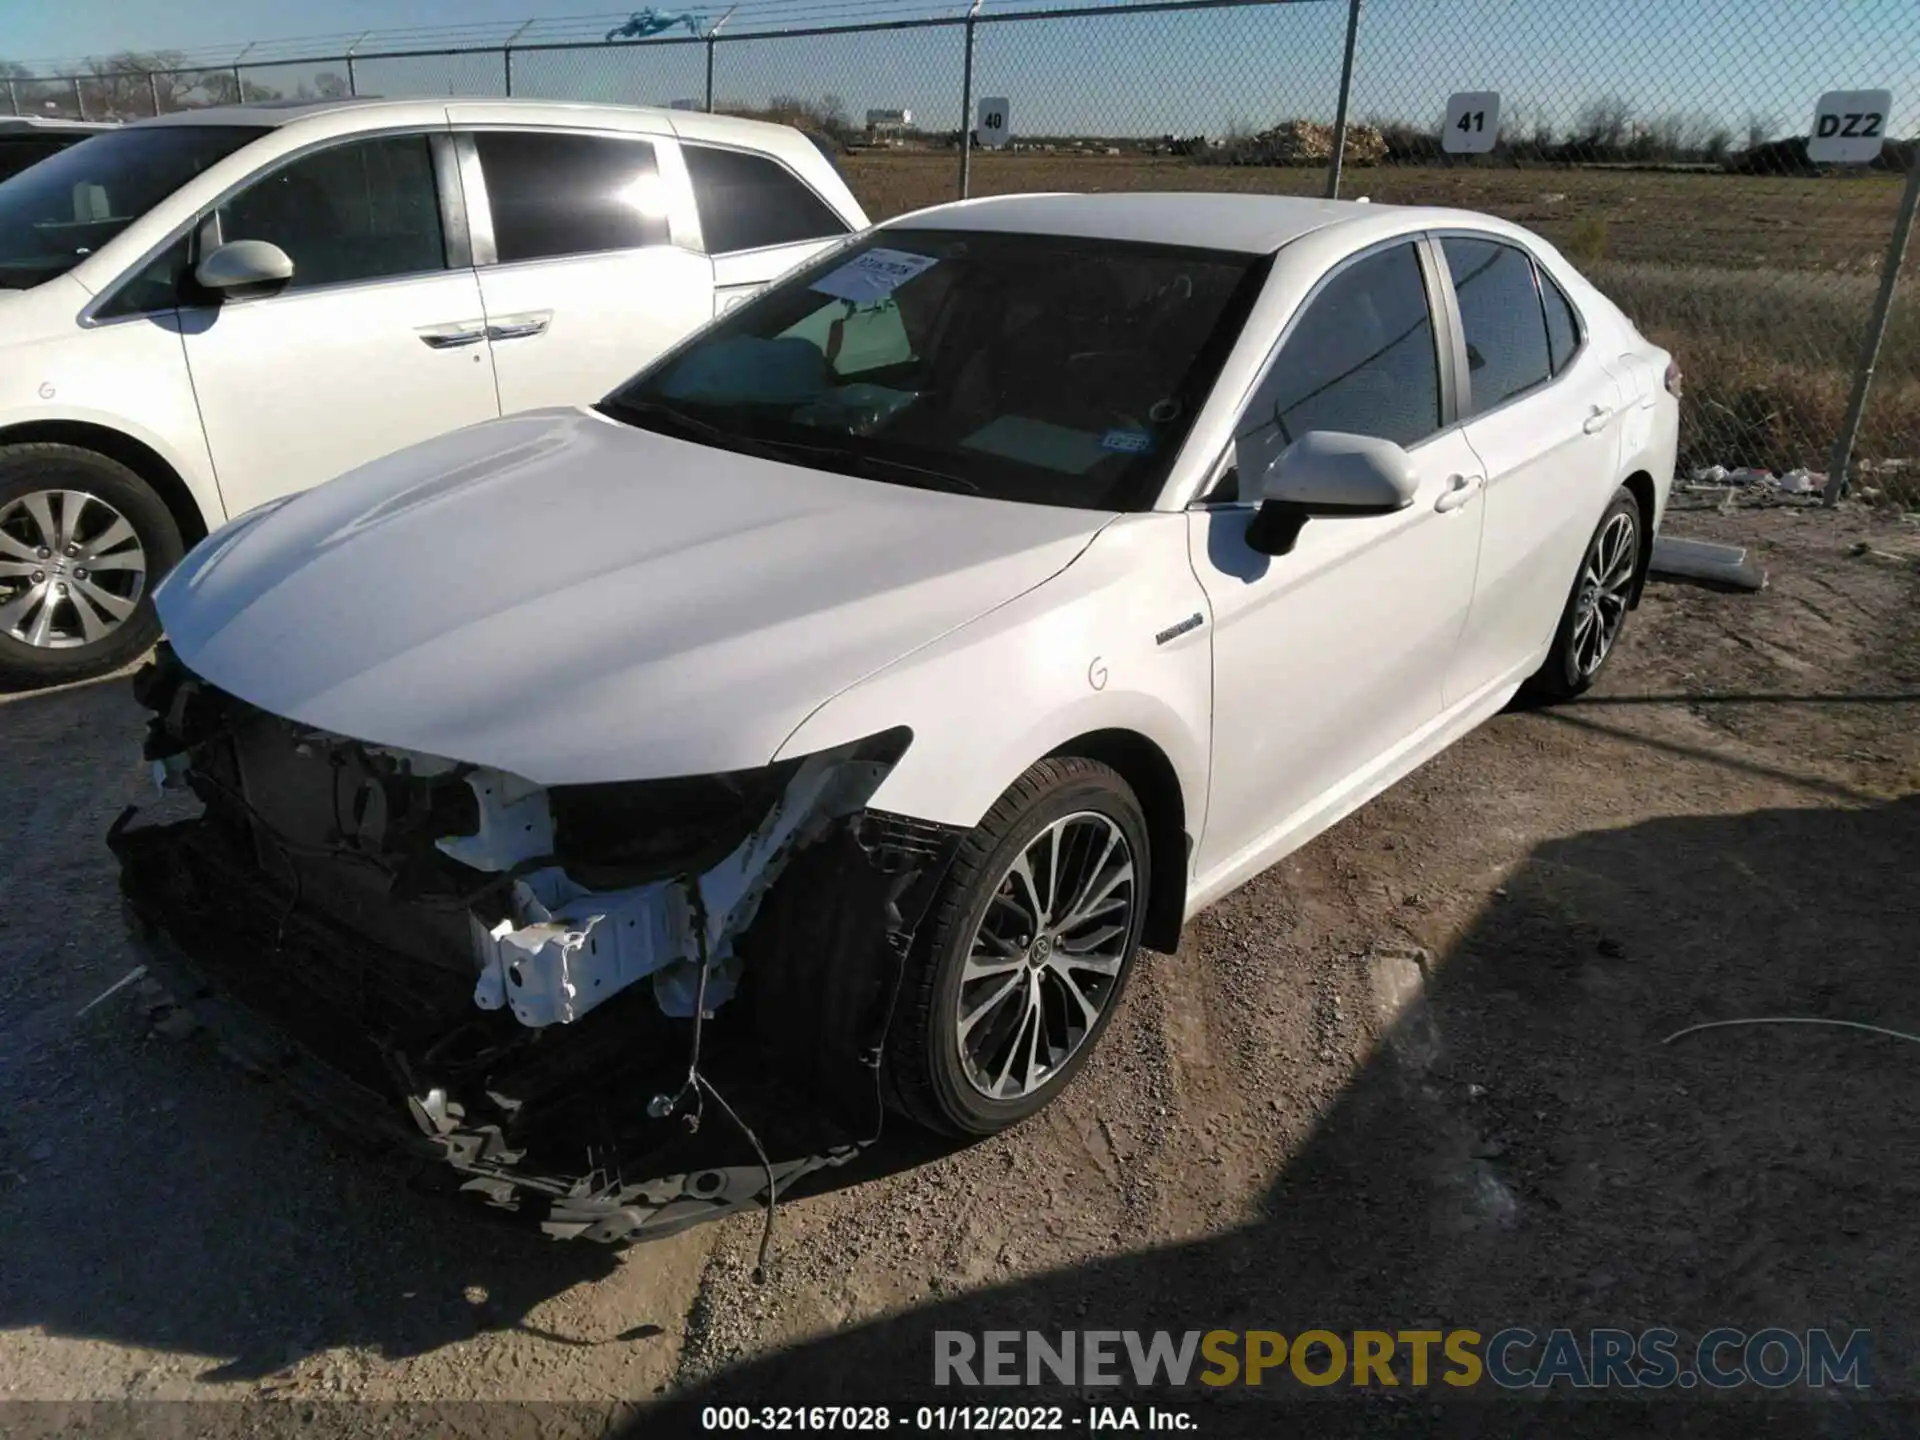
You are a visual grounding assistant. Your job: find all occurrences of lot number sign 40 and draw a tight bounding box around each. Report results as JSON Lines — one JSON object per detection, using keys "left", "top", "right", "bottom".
{"left": 977, "top": 97, "right": 1011, "bottom": 150}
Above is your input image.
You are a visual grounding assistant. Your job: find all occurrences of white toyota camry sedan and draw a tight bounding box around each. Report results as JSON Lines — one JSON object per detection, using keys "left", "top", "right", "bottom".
{"left": 115, "top": 192, "right": 1678, "bottom": 1242}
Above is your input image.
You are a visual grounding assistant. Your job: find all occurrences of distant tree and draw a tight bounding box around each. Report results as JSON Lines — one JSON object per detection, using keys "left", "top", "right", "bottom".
{"left": 77, "top": 50, "right": 199, "bottom": 118}
{"left": 197, "top": 70, "right": 282, "bottom": 106}
{"left": 313, "top": 71, "right": 350, "bottom": 99}
{"left": 1745, "top": 113, "right": 1775, "bottom": 151}
{"left": 1575, "top": 95, "right": 1633, "bottom": 149}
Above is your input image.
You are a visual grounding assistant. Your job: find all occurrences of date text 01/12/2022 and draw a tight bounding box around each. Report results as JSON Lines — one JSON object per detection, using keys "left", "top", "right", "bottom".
{"left": 699, "top": 1404, "right": 1196, "bottom": 1431}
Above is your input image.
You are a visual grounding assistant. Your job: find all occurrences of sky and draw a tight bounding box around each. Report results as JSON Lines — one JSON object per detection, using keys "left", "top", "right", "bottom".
{"left": 2, "top": 0, "right": 1915, "bottom": 140}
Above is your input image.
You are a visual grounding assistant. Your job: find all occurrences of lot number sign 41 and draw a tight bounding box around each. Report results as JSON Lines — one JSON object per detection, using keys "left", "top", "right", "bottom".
{"left": 1443, "top": 91, "right": 1501, "bottom": 154}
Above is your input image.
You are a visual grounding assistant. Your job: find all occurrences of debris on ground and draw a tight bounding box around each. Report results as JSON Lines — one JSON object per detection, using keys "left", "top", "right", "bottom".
{"left": 1649, "top": 535, "right": 1768, "bottom": 591}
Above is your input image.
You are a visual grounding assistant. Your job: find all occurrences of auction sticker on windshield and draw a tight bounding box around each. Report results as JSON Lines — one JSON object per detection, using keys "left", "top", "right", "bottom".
{"left": 812, "top": 248, "right": 940, "bottom": 304}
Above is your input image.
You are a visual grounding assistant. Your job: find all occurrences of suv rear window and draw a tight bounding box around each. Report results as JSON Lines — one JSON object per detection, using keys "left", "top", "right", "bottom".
{"left": 0, "top": 124, "right": 266, "bottom": 290}
{"left": 681, "top": 142, "right": 848, "bottom": 255}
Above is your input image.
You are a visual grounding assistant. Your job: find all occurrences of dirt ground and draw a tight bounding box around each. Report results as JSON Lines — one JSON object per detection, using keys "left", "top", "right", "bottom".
{"left": 2, "top": 495, "right": 1918, "bottom": 1434}
{"left": 841, "top": 153, "right": 1916, "bottom": 272}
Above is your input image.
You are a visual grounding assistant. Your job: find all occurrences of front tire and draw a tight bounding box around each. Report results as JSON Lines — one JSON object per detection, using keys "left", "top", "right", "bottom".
{"left": 0, "top": 444, "right": 183, "bottom": 686}
{"left": 1523, "top": 485, "right": 1642, "bottom": 704}
{"left": 886, "top": 758, "right": 1150, "bottom": 1137}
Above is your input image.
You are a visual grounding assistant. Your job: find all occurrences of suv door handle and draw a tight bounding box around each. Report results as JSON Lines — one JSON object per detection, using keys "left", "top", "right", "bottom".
{"left": 1434, "top": 473, "right": 1484, "bottom": 513}
{"left": 486, "top": 312, "right": 552, "bottom": 342}
{"left": 1582, "top": 404, "right": 1616, "bottom": 434}
{"left": 417, "top": 322, "right": 487, "bottom": 349}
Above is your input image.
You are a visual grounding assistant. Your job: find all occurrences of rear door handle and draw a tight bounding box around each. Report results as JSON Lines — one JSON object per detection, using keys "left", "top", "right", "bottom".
{"left": 417, "top": 322, "right": 487, "bottom": 349}
{"left": 1434, "top": 473, "right": 1484, "bottom": 513}
{"left": 1582, "top": 404, "right": 1616, "bottom": 434}
{"left": 486, "top": 312, "right": 552, "bottom": 342}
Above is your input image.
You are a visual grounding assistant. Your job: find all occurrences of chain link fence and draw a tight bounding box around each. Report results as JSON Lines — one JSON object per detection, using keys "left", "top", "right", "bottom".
{"left": 7, "top": 0, "right": 1919, "bottom": 499}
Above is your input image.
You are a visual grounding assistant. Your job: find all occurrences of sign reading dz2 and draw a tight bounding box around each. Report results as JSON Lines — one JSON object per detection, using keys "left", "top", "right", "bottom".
{"left": 1808, "top": 89, "right": 1892, "bottom": 165}
{"left": 976, "top": 97, "right": 1012, "bottom": 150}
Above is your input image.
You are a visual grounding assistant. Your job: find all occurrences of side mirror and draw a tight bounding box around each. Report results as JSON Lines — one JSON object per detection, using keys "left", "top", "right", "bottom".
{"left": 1237, "top": 430, "right": 1418, "bottom": 557}
{"left": 194, "top": 239, "right": 294, "bottom": 296}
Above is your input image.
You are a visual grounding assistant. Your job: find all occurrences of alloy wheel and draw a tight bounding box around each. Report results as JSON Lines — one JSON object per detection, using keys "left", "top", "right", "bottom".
{"left": 1570, "top": 510, "right": 1636, "bottom": 678}
{"left": 0, "top": 489, "right": 148, "bottom": 650}
{"left": 954, "top": 811, "right": 1137, "bottom": 1101}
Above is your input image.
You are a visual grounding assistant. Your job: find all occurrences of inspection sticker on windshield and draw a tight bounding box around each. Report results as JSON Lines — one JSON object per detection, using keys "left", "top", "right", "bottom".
{"left": 1101, "top": 429, "right": 1154, "bottom": 454}
{"left": 810, "top": 248, "right": 939, "bottom": 304}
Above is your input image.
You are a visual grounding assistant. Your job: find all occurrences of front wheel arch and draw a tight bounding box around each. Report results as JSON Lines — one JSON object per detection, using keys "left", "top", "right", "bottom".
{"left": 1042, "top": 728, "right": 1188, "bottom": 954}
{"left": 0, "top": 420, "right": 212, "bottom": 555}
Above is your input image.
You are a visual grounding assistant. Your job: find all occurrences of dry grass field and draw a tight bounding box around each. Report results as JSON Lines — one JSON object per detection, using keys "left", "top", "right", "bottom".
{"left": 841, "top": 153, "right": 1920, "bottom": 494}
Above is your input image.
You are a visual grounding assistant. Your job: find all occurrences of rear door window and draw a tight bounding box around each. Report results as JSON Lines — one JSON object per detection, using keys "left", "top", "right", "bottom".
{"left": 1539, "top": 265, "right": 1583, "bottom": 375}
{"left": 473, "top": 130, "right": 669, "bottom": 263}
{"left": 681, "top": 143, "right": 848, "bottom": 255}
{"left": 1442, "top": 236, "right": 1553, "bottom": 415}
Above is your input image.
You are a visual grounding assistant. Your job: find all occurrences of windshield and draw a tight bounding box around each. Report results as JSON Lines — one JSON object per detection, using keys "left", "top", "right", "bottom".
{"left": 600, "top": 228, "right": 1270, "bottom": 511}
{"left": 0, "top": 124, "right": 267, "bottom": 290}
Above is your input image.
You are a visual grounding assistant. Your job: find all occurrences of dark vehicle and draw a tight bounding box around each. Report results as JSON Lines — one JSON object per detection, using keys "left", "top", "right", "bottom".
{"left": 0, "top": 117, "right": 119, "bottom": 184}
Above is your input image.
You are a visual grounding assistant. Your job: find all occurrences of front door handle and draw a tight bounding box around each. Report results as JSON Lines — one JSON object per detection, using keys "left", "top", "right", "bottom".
{"left": 1434, "top": 473, "right": 1484, "bottom": 514}
{"left": 486, "top": 312, "right": 552, "bottom": 342}
{"left": 417, "top": 322, "right": 487, "bottom": 349}
{"left": 1582, "top": 404, "right": 1616, "bottom": 434}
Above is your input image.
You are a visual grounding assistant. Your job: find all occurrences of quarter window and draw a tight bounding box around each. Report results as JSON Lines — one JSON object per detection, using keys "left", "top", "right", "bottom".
{"left": 1443, "top": 236, "right": 1552, "bottom": 414}
{"left": 218, "top": 135, "right": 445, "bottom": 291}
{"left": 1540, "top": 265, "right": 1582, "bottom": 375}
{"left": 473, "top": 131, "right": 669, "bottom": 262}
{"left": 1249, "top": 241, "right": 1441, "bottom": 452}
{"left": 682, "top": 143, "right": 848, "bottom": 255}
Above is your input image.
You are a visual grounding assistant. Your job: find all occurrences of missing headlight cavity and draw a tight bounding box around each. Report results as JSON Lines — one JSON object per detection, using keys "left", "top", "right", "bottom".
{"left": 113, "top": 646, "right": 953, "bottom": 1245}
{"left": 456, "top": 725, "right": 913, "bottom": 1027}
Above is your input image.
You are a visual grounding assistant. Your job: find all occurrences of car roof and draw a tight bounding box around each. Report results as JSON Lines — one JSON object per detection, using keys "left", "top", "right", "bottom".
{"left": 129, "top": 95, "right": 814, "bottom": 150}
{"left": 0, "top": 116, "right": 119, "bottom": 133}
{"left": 881, "top": 190, "right": 1527, "bottom": 256}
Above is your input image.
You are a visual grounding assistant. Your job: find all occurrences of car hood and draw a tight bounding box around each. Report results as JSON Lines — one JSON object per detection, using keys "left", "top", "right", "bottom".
{"left": 157, "top": 406, "right": 1109, "bottom": 784}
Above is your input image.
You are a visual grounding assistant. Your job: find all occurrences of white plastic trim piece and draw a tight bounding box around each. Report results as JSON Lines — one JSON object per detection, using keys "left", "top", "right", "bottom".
{"left": 463, "top": 744, "right": 898, "bottom": 1028}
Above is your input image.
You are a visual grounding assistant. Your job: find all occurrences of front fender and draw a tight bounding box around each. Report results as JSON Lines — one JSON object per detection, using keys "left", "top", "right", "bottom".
{"left": 776, "top": 512, "right": 1213, "bottom": 836}
{"left": 0, "top": 283, "right": 223, "bottom": 528}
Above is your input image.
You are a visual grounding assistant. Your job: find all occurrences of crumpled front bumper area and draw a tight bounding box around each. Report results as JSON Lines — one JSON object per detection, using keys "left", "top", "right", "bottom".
{"left": 109, "top": 650, "right": 960, "bottom": 1244}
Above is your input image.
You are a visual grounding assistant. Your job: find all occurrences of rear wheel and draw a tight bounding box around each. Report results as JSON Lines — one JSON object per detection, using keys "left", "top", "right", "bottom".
{"left": 0, "top": 445, "right": 182, "bottom": 686}
{"left": 886, "top": 757, "right": 1149, "bottom": 1136}
{"left": 1524, "top": 485, "right": 1642, "bottom": 703}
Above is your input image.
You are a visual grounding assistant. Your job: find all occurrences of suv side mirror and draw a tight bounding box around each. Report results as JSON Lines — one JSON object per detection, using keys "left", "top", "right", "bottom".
{"left": 1237, "top": 430, "right": 1418, "bottom": 557}
{"left": 195, "top": 239, "right": 294, "bottom": 297}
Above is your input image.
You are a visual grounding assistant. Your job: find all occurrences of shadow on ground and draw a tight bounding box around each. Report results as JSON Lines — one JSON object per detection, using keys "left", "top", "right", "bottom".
{"left": 0, "top": 676, "right": 971, "bottom": 1386}
{"left": 642, "top": 792, "right": 1920, "bottom": 1436}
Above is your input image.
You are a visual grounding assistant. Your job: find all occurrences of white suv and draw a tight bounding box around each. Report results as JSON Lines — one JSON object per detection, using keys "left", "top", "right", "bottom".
{"left": 0, "top": 98, "right": 868, "bottom": 684}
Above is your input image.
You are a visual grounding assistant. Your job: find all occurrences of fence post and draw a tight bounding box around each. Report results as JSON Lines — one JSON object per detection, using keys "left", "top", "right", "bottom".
{"left": 346, "top": 32, "right": 369, "bottom": 96}
{"left": 503, "top": 19, "right": 536, "bottom": 96}
{"left": 148, "top": 71, "right": 161, "bottom": 115}
{"left": 73, "top": 75, "right": 86, "bottom": 121}
{"left": 229, "top": 41, "right": 255, "bottom": 104}
{"left": 958, "top": 0, "right": 984, "bottom": 200}
{"left": 1324, "top": 0, "right": 1362, "bottom": 199}
{"left": 704, "top": 6, "right": 737, "bottom": 114}
{"left": 1823, "top": 157, "right": 1920, "bottom": 507}
{"left": 5, "top": 78, "right": 16, "bottom": 116}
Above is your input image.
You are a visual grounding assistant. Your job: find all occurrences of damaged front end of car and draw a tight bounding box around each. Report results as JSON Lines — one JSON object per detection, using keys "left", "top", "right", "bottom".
{"left": 109, "top": 643, "right": 961, "bottom": 1244}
